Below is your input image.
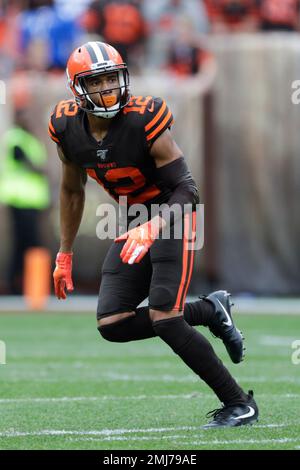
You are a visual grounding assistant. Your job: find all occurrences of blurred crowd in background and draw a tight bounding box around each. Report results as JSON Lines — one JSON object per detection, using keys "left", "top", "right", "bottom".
{"left": 1, "top": 0, "right": 300, "bottom": 79}
{"left": 1, "top": 0, "right": 300, "bottom": 298}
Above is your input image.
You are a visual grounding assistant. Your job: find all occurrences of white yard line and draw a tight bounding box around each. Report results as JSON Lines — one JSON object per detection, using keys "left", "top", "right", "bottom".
{"left": 0, "top": 423, "right": 297, "bottom": 439}
{"left": 259, "top": 335, "right": 298, "bottom": 346}
{"left": 0, "top": 393, "right": 298, "bottom": 405}
{"left": 68, "top": 435, "right": 186, "bottom": 442}
{"left": 189, "top": 438, "right": 300, "bottom": 446}
{"left": 2, "top": 373, "right": 300, "bottom": 384}
{"left": 252, "top": 424, "right": 296, "bottom": 428}
{"left": 91, "top": 372, "right": 300, "bottom": 384}
{"left": 0, "top": 426, "right": 199, "bottom": 438}
{"left": 0, "top": 394, "right": 203, "bottom": 404}
{"left": 60, "top": 435, "right": 300, "bottom": 446}
{"left": 101, "top": 373, "right": 300, "bottom": 385}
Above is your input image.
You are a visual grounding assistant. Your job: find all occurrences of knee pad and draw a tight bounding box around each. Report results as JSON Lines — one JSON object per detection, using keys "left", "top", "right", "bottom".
{"left": 149, "top": 286, "right": 175, "bottom": 311}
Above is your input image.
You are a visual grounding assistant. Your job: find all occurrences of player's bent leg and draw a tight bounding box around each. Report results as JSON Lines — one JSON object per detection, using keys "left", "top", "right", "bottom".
{"left": 98, "top": 311, "right": 136, "bottom": 342}
{"left": 149, "top": 308, "right": 183, "bottom": 322}
{"left": 184, "top": 291, "right": 245, "bottom": 364}
{"left": 149, "top": 220, "right": 251, "bottom": 410}
{"left": 98, "top": 311, "right": 135, "bottom": 326}
{"left": 97, "top": 240, "right": 154, "bottom": 342}
{"left": 203, "top": 390, "right": 259, "bottom": 429}
{"left": 204, "top": 290, "right": 245, "bottom": 364}
{"left": 97, "top": 308, "right": 157, "bottom": 343}
{"left": 150, "top": 308, "right": 250, "bottom": 409}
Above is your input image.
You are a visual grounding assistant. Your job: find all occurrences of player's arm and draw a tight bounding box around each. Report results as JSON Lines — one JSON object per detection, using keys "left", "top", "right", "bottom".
{"left": 57, "top": 145, "right": 86, "bottom": 253}
{"left": 145, "top": 129, "right": 183, "bottom": 233}
{"left": 115, "top": 96, "right": 198, "bottom": 264}
{"left": 150, "top": 129, "right": 199, "bottom": 227}
{"left": 53, "top": 146, "right": 86, "bottom": 299}
{"left": 146, "top": 98, "right": 199, "bottom": 220}
{"left": 115, "top": 130, "right": 199, "bottom": 264}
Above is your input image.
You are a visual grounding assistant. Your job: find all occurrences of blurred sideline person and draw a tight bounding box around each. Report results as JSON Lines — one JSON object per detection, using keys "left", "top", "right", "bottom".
{"left": 0, "top": 108, "right": 49, "bottom": 294}
{"left": 204, "top": 0, "right": 258, "bottom": 33}
{"left": 165, "top": 16, "right": 214, "bottom": 76}
{"left": 258, "top": 0, "right": 300, "bottom": 32}
{"left": 19, "top": 0, "right": 82, "bottom": 71}
{"left": 49, "top": 41, "right": 258, "bottom": 428}
{"left": 142, "top": 0, "right": 209, "bottom": 69}
{"left": 81, "top": 0, "right": 146, "bottom": 67}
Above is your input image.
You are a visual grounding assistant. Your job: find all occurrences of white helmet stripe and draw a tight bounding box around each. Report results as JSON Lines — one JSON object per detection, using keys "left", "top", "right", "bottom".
{"left": 88, "top": 41, "right": 104, "bottom": 63}
{"left": 97, "top": 42, "right": 110, "bottom": 60}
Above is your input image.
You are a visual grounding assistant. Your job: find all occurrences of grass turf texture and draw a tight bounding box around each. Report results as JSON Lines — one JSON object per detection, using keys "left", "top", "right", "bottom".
{"left": 0, "top": 312, "right": 299, "bottom": 450}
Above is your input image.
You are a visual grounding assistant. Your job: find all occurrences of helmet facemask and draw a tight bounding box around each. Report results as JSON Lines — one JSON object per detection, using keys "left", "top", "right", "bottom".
{"left": 70, "top": 67, "right": 130, "bottom": 119}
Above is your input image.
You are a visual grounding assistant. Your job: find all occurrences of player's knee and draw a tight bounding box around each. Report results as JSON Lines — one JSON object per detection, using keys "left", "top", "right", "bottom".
{"left": 97, "top": 312, "right": 135, "bottom": 342}
{"left": 98, "top": 322, "right": 127, "bottom": 343}
{"left": 98, "top": 311, "right": 134, "bottom": 327}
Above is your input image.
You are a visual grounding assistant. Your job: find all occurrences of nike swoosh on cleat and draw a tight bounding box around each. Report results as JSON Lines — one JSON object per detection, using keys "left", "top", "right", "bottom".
{"left": 216, "top": 298, "right": 232, "bottom": 327}
{"left": 233, "top": 406, "right": 256, "bottom": 420}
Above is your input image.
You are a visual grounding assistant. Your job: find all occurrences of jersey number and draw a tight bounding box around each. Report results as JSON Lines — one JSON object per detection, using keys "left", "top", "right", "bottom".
{"left": 86, "top": 166, "right": 160, "bottom": 204}
{"left": 55, "top": 100, "right": 78, "bottom": 118}
{"left": 123, "top": 96, "right": 152, "bottom": 115}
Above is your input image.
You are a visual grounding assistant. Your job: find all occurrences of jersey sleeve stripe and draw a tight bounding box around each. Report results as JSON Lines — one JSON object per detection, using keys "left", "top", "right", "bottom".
{"left": 48, "top": 119, "right": 57, "bottom": 136}
{"left": 144, "top": 100, "right": 167, "bottom": 132}
{"left": 48, "top": 128, "right": 60, "bottom": 143}
{"left": 48, "top": 117, "right": 60, "bottom": 143}
{"left": 146, "top": 110, "right": 173, "bottom": 142}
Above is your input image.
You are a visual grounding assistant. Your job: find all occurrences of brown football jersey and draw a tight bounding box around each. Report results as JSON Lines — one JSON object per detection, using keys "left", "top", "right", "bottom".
{"left": 48, "top": 95, "right": 174, "bottom": 207}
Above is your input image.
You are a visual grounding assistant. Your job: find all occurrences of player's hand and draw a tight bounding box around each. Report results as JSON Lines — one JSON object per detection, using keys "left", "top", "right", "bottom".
{"left": 53, "top": 252, "right": 74, "bottom": 299}
{"left": 114, "top": 221, "right": 160, "bottom": 264}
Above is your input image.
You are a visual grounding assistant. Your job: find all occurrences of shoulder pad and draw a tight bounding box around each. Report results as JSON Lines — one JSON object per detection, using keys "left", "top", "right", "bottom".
{"left": 144, "top": 96, "right": 174, "bottom": 146}
{"left": 123, "top": 96, "right": 174, "bottom": 146}
{"left": 48, "top": 99, "right": 79, "bottom": 145}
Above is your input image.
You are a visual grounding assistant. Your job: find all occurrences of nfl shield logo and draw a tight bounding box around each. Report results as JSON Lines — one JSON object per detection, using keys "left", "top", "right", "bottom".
{"left": 97, "top": 149, "right": 108, "bottom": 161}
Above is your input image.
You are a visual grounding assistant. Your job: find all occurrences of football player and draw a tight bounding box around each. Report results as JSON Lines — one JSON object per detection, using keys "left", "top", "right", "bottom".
{"left": 49, "top": 41, "right": 258, "bottom": 427}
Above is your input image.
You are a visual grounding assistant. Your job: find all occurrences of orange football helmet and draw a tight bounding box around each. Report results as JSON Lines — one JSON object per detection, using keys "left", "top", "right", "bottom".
{"left": 66, "top": 41, "right": 130, "bottom": 118}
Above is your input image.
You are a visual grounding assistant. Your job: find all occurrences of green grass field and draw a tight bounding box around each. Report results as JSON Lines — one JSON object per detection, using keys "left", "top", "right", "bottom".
{"left": 0, "top": 311, "right": 299, "bottom": 450}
